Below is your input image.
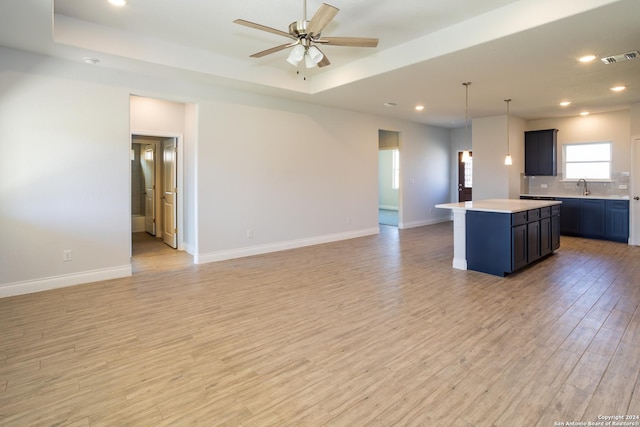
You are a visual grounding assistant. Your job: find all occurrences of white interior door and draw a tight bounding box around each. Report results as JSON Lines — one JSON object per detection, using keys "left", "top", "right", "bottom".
{"left": 142, "top": 144, "right": 156, "bottom": 235}
{"left": 632, "top": 138, "right": 640, "bottom": 245}
{"left": 162, "top": 138, "right": 177, "bottom": 248}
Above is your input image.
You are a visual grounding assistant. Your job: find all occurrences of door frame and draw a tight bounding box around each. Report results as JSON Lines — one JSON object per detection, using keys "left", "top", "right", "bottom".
{"left": 631, "top": 136, "right": 640, "bottom": 246}
{"left": 130, "top": 130, "right": 185, "bottom": 252}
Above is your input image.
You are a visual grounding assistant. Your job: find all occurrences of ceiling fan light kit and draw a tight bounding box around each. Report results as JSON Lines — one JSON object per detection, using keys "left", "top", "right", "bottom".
{"left": 234, "top": 1, "right": 379, "bottom": 69}
{"left": 306, "top": 46, "right": 324, "bottom": 67}
{"left": 286, "top": 44, "right": 306, "bottom": 66}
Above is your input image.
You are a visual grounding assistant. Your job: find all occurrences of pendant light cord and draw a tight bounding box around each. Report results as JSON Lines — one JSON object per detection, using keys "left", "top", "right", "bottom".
{"left": 462, "top": 82, "right": 471, "bottom": 161}
{"left": 463, "top": 82, "right": 470, "bottom": 145}
{"left": 505, "top": 99, "right": 511, "bottom": 154}
{"left": 504, "top": 99, "right": 513, "bottom": 166}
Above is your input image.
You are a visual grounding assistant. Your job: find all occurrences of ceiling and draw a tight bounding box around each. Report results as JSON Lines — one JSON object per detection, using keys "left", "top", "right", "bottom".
{"left": 1, "top": 0, "right": 639, "bottom": 127}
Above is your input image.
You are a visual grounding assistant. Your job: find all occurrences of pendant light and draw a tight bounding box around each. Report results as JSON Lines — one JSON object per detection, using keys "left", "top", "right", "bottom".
{"left": 504, "top": 99, "right": 513, "bottom": 166}
{"left": 461, "top": 82, "right": 472, "bottom": 163}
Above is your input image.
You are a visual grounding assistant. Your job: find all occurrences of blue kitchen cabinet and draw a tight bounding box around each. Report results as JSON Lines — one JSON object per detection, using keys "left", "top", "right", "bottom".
{"left": 557, "top": 197, "right": 580, "bottom": 235}
{"left": 556, "top": 197, "right": 628, "bottom": 242}
{"left": 605, "top": 200, "right": 629, "bottom": 243}
{"left": 579, "top": 198, "right": 606, "bottom": 238}
{"left": 467, "top": 205, "right": 560, "bottom": 277}
{"left": 525, "top": 129, "right": 558, "bottom": 176}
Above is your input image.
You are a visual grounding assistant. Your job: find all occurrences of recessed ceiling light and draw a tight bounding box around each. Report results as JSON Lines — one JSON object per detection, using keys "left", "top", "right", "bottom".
{"left": 580, "top": 111, "right": 590, "bottom": 116}
{"left": 83, "top": 57, "right": 100, "bottom": 65}
{"left": 384, "top": 102, "right": 398, "bottom": 107}
{"left": 108, "top": 0, "right": 127, "bottom": 6}
{"left": 559, "top": 101, "right": 571, "bottom": 107}
{"left": 610, "top": 86, "right": 626, "bottom": 92}
{"left": 415, "top": 105, "right": 425, "bottom": 111}
{"left": 578, "top": 54, "right": 597, "bottom": 63}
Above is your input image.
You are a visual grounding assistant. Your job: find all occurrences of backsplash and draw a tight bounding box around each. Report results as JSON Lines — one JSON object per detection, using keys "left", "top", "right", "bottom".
{"left": 521, "top": 172, "right": 630, "bottom": 198}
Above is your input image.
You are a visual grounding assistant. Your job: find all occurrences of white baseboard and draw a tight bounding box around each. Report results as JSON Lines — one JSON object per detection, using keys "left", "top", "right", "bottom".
{"left": 0, "top": 265, "right": 132, "bottom": 298}
{"left": 195, "top": 228, "right": 379, "bottom": 264}
{"left": 400, "top": 217, "right": 450, "bottom": 229}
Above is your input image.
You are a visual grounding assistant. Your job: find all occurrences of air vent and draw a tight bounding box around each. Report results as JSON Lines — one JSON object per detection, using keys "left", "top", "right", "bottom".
{"left": 601, "top": 50, "right": 639, "bottom": 64}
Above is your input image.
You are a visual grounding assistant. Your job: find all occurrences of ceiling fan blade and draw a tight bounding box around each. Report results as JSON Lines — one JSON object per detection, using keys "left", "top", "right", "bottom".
{"left": 233, "top": 19, "right": 293, "bottom": 40}
{"left": 318, "top": 37, "right": 379, "bottom": 48}
{"left": 307, "top": 3, "right": 339, "bottom": 37}
{"left": 250, "top": 43, "right": 295, "bottom": 58}
{"left": 317, "top": 51, "right": 331, "bottom": 68}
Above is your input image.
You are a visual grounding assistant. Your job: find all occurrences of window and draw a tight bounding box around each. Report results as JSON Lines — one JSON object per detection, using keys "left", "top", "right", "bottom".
{"left": 563, "top": 142, "right": 611, "bottom": 180}
{"left": 464, "top": 157, "right": 473, "bottom": 188}
{"left": 392, "top": 149, "right": 400, "bottom": 189}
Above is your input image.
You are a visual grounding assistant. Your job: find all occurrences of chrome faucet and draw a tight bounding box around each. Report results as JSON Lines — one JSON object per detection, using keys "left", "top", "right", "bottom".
{"left": 577, "top": 178, "right": 591, "bottom": 196}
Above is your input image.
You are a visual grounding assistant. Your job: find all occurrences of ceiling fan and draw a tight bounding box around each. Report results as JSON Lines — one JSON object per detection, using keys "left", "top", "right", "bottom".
{"left": 233, "top": 1, "right": 379, "bottom": 68}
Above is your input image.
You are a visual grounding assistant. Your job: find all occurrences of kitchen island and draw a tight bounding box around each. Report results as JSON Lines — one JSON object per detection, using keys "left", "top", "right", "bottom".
{"left": 436, "top": 199, "right": 562, "bottom": 276}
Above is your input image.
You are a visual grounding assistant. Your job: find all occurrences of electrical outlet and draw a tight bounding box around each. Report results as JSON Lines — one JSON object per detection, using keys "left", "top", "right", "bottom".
{"left": 346, "top": 217, "right": 351, "bottom": 225}
{"left": 63, "top": 250, "right": 72, "bottom": 262}
{"left": 619, "top": 184, "right": 628, "bottom": 189}
{"left": 541, "top": 184, "right": 548, "bottom": 188}
{"left": 246, "top": 228, "right": 253, "bottom": 238}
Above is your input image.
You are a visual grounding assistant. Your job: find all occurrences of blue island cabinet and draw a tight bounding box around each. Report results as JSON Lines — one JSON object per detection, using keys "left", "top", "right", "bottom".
{"left": 466, "top": 205, "right": 560, "bottom": 277}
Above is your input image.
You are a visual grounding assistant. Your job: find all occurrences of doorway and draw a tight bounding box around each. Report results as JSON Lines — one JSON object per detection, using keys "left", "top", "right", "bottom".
{"left": 131, "top": 134, "right": 180, "bottom": 252}
{"left": 378, "top": 130, "right": 400, "bottom": 227}
{"left": 458, "top": 151, "right": 473, "bottom": 202}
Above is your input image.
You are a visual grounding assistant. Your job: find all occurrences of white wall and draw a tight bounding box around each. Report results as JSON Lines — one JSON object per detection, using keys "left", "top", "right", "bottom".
{"left": 378, "top": 150, "right": 399, "bottom": 210}
{"left": 194, "top": 98, "right": 381, "bottom": 261}
{"left": 397, "top": 123, "right": 451, "bottom": 228}
{"left": 508, "top": 116, "right": 525, "bottom": 198}
{"left": 0, "top": 47, "right": 452, "bottom": 295}
{"left": 632, "top": 104, "right": 640, "bottom": 138}
{"left": 183, "top": 103, "right": 198, "bottom": 255}
{"left": 472, "top": 115, "right": 524, "bottom": 200}
{"left": 130, "top": 96, "right": 186, "bottom": 134}
{"left": 0, "top": 53, "right": 132, "bottom": 294}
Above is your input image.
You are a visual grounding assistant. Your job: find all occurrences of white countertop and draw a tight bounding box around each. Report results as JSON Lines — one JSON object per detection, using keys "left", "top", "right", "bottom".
{"left": 521, "top": 193, "right": 629, "bottom": 200}
{"left": 436, "top": 198, "right": 561, "bottom": 213}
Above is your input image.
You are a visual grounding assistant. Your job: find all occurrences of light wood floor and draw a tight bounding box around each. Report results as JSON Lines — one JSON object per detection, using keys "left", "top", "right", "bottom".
{"left": 2, "top": 224, "right": 640, "bottom": 426}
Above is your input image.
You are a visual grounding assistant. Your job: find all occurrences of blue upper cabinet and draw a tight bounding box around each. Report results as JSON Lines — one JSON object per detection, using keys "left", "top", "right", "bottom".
{"left": 525, "top": 129, "right": 558, "bottom": 176}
